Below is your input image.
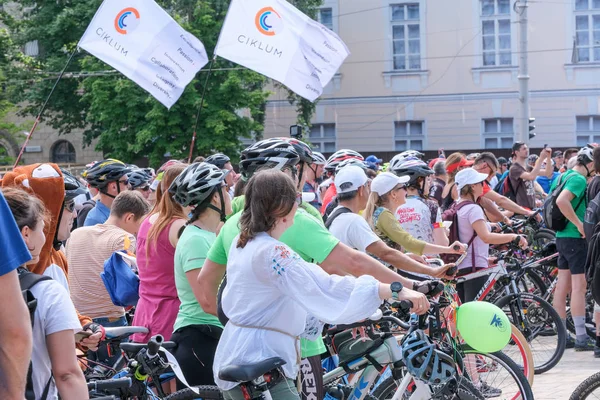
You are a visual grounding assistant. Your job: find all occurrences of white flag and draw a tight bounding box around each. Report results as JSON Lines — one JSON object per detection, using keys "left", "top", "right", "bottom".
{"left": 78, "top": 0, "right": 209, "bottom": 109}
{"left": 215, "top": 0, "right": 349, "bottom": 102}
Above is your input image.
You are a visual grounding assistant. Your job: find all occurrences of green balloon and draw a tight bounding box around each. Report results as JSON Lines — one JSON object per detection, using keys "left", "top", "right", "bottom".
{"left": 456, "top": 301, "right": 511, "bottom": 353}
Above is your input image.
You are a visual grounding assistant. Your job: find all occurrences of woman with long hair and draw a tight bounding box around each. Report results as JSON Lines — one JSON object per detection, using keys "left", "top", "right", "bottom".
{"left": 452, "top": 168, "right": 527, "bottom": 302}
{"left": 132, "top": 163, "right": 188, "bottom": 343}
{"left": 441, "top": 152, "right": 472, "bottom": 211}
{"left": 212, "top": 169, "right": 415, "bottom": 399}
{"left": 2, "top": 187, "right": 88, "bottom": 399}
{"left": 170, "top": 163, "right": 232, "bottom": 388}
{"left": 363, "top": 172, "right": 465, "bottom": 278}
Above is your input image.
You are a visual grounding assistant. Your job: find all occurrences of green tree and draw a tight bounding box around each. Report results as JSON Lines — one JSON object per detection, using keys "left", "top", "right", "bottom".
{"left": 3, "top": 0, "right": 269, "bottom": 166}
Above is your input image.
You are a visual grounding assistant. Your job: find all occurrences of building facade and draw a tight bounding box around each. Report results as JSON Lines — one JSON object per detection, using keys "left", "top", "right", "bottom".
{"left": 263, "top": 0, "right": 600, "bottom": 155}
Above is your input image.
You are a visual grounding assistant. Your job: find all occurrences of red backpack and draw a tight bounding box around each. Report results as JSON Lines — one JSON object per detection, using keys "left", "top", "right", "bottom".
{"left": 441, "top": 201, "right": 477, "bottom": 268}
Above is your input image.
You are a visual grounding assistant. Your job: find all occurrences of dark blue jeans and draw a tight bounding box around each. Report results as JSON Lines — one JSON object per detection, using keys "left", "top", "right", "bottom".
{"left": 88, "top": 316, "right": 128, "bottom": 369}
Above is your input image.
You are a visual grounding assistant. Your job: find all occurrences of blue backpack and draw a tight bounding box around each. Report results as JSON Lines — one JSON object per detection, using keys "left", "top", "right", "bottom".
{"left": 101, "top": 251, "right": 140, "bottom": 307}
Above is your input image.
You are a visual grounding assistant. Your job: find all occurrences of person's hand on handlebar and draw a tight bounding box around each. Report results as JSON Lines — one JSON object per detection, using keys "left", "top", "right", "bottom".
{"left": 413, "top": 280, "right": 444, "bottom": 297}
{"left": 447, "top": 241, "right": 467, "bottom": 254}
{"left": 380, "top": 284, "right": 429, "bottom": 315}
{"left": 511, "top": 234, "right": 528, "bottom": 250}
{"left": 80, "top": 323, "right": 105, "bottom": 351}
{"left": 429, "top": 263, "right": 455, "bottom": 279}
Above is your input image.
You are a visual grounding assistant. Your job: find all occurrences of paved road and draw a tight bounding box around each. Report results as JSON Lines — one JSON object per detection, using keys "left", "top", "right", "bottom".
{"left": 533, "top": 348, "right": 599, "bottom": 399}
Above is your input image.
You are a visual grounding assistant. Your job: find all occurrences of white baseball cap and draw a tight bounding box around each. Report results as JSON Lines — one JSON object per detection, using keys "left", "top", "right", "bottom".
{"left": 455, "top": 168, "right": 489, "bottom": 191}
{"left": 334, "top": 165, "right": 368, "bottom": 193}
{"left": 371, "top": 172, "right": 410, "bottom": 196}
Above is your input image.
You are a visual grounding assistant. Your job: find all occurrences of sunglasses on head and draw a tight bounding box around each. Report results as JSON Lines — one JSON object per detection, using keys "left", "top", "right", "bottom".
{"left": 64, "top": 200, "right": 75, "bottom": 213}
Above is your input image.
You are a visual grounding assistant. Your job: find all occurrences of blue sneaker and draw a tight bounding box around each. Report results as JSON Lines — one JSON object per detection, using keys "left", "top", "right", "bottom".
{"left": 566, "top": 335, "right": 575, "bottom": 349}
{"left": 575, "top": 338, "right": 595, "bottom": 352}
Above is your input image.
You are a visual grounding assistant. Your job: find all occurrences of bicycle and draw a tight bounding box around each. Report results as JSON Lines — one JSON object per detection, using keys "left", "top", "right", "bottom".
{"left": 452, "top": 244, "right": 566, "bottom": 375}
{"left": 570, "top": 371, "right": 600, "bottom": 400}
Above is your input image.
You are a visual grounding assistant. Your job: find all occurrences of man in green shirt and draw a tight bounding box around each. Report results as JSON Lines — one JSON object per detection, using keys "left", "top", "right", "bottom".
{"left": 551, "top": 145, "right": 596, "bottom": 351}
{"left": 198, "top": 138, "right": 433, "bottom": 400}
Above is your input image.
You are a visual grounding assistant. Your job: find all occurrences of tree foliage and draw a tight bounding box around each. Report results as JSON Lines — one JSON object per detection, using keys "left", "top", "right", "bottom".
{"left": 2, "top": 0, "right": 270, "bottom": 166}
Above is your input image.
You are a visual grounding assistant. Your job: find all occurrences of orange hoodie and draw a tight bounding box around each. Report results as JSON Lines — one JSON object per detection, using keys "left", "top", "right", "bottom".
{"left": 1, "top": 163, "right": 92, "bottom": 327}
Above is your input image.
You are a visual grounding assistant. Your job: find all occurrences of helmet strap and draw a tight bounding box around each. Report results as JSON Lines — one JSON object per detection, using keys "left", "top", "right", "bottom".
{"left": 207, "top": 188, "right": 227, "bottom": 222}
{"left": 296, "top": 163, "right": 304, "bottom": 190}
{"left": 53, "top": 202, "right": 65, "bottom": 251}
{"left": 584, "top": 163, "right": 591, "bottom": 177}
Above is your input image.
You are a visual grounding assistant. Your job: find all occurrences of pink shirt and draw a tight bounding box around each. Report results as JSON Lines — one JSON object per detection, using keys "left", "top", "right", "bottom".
{"left": 132, "top": 216, "right": 181, "bottom": 342}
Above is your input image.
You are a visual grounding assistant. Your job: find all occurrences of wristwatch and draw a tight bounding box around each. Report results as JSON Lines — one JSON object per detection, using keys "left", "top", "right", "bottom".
{"left": 390, "top": 281, "right": 404, "bottom": 300}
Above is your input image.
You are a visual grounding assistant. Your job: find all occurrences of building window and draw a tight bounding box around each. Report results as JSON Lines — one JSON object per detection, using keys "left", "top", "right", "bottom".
{"left": 309, "top": 123, "right": 336, "bottom": 153}
{"left": 391, "top": 4, "right": 421, "bottom": 70}
{"left": 482, "top": 118, "right": 514, "bottom": 148}
{"left": 481, "top": 0, "right": 511, "bottom": 66}
{"left": 24, "top": 40, "right": 39, "bottom": 57}
{"left": 574, "top": 0, "right": 600, "bottom": 63}
{"left": 318, "top": 8, "right": 334, "bottom": 31}
{"left": 394, "top": 121, "right": 424, "bottom": 151}
{"left": 51, "top": 140, "right": 76, "bottom": 164}
{"left": 576, "top": 116, "right": 600, "bottom": 145}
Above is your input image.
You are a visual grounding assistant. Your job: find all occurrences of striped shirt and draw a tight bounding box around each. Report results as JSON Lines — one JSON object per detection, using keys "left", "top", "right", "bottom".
{"left": 66, "top": 224, "right": 136, "bottom": 319}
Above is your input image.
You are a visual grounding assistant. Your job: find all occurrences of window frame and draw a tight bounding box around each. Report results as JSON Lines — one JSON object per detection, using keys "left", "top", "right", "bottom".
{"left": 394, "top": 120, "right": 425, "bottom": 151}
{"left": 481, "top": 117, "right": 515, "bottom": 149}
{"left": 50, "top": 140, "right": 77, "bottom": 164}
{"left": 390, "top": 3, "right": 422, "bottom": 71}
{"left": 480, "top": 0, "right": 513, "bottom": 67}
{"left": 309, "top": 123, "right": 337, "bottom": 153}
{"left": 576, "top": 115, "right": 600, "bottom": 145}
{"left": 318, "top": 8, "right": 334, "bottom": 31}
{"left": 574, "top": 0, "right": 600, "bottom": 63}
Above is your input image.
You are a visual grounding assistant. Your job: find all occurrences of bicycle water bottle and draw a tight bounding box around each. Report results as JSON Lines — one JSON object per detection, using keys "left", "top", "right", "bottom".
{"left": 325, "top": 385, "right": 345, "bottom": 400}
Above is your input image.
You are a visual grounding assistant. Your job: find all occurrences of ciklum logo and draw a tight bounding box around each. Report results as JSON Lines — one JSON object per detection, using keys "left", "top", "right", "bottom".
{"left": 115, "top": 8, "right": 141, "bottom": 35}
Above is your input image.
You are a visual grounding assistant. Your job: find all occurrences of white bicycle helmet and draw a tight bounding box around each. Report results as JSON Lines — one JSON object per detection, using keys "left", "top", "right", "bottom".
{"left": 169, "top": 162, "right": 227, "bottom": 207}
{"left": 325, "top": 149, "right": 364, "bottom": 173}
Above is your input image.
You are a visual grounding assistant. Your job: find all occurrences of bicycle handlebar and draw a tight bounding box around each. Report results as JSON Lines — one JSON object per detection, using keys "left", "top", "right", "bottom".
{"left": 87, "top": 377, "right": 131, "bottom": 391}
{"left": 146, "top": 335, "right": 163, "bottom": 358}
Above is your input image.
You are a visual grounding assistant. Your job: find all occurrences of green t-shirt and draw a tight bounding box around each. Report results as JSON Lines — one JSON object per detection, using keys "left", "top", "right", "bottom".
{"left": 207, "top": 196, "right": 340, "bottom": 357}
{"left": 230, "top": 195, "right": 324, "bottom": 227}
{"left": 230, "top": 196, "right": 245, "bottom": 217}
{"left": 173, "top": 225, "right": 223, "bottom": 332}
{"left": 550, "top": 170, "right": 587, "bottom": 239}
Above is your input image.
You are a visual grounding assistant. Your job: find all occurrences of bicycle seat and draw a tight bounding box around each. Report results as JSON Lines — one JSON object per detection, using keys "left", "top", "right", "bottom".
{"left": 218, "top": 357, "right": 286, "bottom": 383}
{"left": 120, "top": 341, "right": 177, "bottom": 355}
{"left": 104, "top": 326, "right": 149, "bottom": 340}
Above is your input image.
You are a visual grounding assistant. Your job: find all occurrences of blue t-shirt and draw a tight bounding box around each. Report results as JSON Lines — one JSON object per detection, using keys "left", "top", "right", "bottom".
{"left": 84, "top": 200, "right": 110, "bottom": 226}
{"left": 536, "top": 172, "right": 560, "bottom": 194}
{"left": 0, "top": 192, "right": 32, "bottom": 276}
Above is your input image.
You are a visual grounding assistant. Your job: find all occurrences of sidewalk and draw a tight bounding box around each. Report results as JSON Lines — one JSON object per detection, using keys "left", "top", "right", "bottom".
{"left": 533, "top": 348, "right": 599, "bottom": 399}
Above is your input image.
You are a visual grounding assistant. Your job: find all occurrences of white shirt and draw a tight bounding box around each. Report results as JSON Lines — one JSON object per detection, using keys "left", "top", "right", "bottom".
{"left": 30, "top": 279, "right": 82, "bottom": 399}
{"left": 328, "top": 207, "right": 380, "bottom": 252}
{"left": 213, "top": 233, "right": 382, "bottom": 391}
{"left": 396, "top": 196, "right": 441, "bottom": 246}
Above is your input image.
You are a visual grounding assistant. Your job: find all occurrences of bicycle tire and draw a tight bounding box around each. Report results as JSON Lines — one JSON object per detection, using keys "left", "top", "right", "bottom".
{"left": 164, "top": 385, "right": 224, "bottom": 400}
{"left": 532, "top": 229, "right": 556, "bottom": 248}
{"left": 494, "top": 292, "right": 566, "bottom": 374}
{"left": 327, "top": 384, "right": 380, "bottom": 400}
{"left": 371, "top": 374, "right": 484, "bottom": 400}
{"left": 518, "top": 268, "right": 548, "bottom": 298}
{"left": 507, "top": 324, "right": 535, "bottom": 385}
{"left": 569, "top": 371, "right": 600, "bottom": 400}
{"left": 461, "top": 347, "right": 534, "bottom": 400}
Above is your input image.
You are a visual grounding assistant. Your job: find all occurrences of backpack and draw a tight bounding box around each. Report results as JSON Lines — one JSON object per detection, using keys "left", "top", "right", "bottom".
{"left": 324, "top": 206, "right": 353, "bottom": 229}
{"left": 584, "top": 190, "right": 600, "bottom": 241}
{"left": 543, "top": 173, "right": 585, "bottom": 232}
{"left": 494, "top": 173, "right": 508, "bottom": 194}
{"left": 440, "top": 201, "right": 477, "bottom": 267}
{"left": 18, "top": 268, "right": 53, "bottom": 400}
{"left": 501, "top": 172, "right": 522, "bottom": 202}
{"left": 101, "top": 251, "right": 140, "bottom": 307}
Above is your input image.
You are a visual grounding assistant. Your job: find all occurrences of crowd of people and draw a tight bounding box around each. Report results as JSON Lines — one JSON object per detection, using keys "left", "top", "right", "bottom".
{"left": 0, "top": 136, "right": 598, "bottom": 399}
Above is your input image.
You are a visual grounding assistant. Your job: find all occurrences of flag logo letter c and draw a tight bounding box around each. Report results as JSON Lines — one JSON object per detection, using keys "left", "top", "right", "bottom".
{"left": 255, "top": 7, "right": 282, "bottom": 36}
{"left": 115, "top": 8, "right": 141, "bottom": 35}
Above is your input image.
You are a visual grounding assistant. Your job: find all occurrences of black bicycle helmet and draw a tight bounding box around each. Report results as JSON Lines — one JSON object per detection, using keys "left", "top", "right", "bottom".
{"left": 577, "top": 144, "right": 596, "bottom": 164}
{"left": 205, "top": 153, "right": 232, "bottom": 170}
{"left": 280, "top": 137, "right": 314, "bottom": 164}
{"left": 128, "top": 169, "right": 152, "bottom": 190}
{"left": 392, "top": 159, "right": 434, "bottom": 187}
{"left": 60, "top": 168, "right": 87, "bottom": 201}
{"left": 82, "top": 159, "right": 131, "bottom": 190}
{"left": 401, "top": 330, "right": 456, "bottom": 385}
{"left": 170, "top": 163, "right": 227, "bottom": 207}
{"left": 239, "top": 138, "right": 300, "bottom": 181}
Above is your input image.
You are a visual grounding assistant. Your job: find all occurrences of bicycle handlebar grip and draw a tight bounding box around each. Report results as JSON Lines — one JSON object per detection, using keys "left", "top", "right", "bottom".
{"left": 446, "top": 265, "right": 458, "bottom": 276}
{"left": 87, "top": 377, "right": 132, "bottom": 391}
{"left": 399, "top": 300, "right": 413, "bottom": 313}
{"left": 147, "top": 335, "right": 164, "bottom": 358}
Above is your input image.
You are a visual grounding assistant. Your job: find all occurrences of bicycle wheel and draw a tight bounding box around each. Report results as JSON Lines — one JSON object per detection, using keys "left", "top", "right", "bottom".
{"left": 371, "top": 373, "right": 484, "bottom": 400}
{"left": 501, "top": 324, "right": 535, "bottom": 386}
{"left": 532, "top": 229, "right": 555, "bottom": 250}
{"left": 461, "top": 347, "right": 534, "bottom": 400}
{"left": 516, "top": 268, "right": 547, "bottom": 298}
{"left": 570, "top": 371, "right": 600, "bottom": 400}
{"left": 164, "top": 385, "right": 224, "bottom": 400}
{"left": 494, "top": 292, "right": 566, "bottom": 374}
{"left": 329, "top": 384, "right": 380, "bottom": 400}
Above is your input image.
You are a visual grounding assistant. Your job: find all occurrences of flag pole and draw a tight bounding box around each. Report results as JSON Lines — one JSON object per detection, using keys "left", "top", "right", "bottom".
{"left": 13, "top": 47, "right": 78, "bottom": 168}
{"left": 188, "top": 55, "right": 217, "bottom": 164}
